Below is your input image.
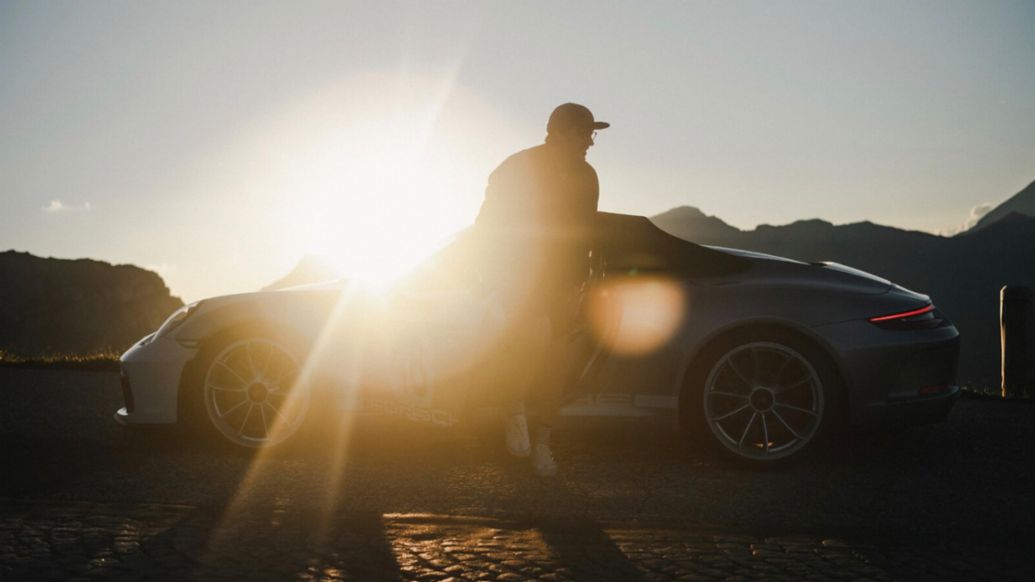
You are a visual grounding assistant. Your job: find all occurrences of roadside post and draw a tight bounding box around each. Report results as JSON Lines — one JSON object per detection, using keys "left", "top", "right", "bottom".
{"left": 1000, "top": 285, "right": 1035, "bottom": 398}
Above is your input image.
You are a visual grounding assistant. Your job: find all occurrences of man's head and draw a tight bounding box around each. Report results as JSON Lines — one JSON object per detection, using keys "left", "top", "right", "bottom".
{"left": 545, "top": 103, "right": 609, "bottom": 159}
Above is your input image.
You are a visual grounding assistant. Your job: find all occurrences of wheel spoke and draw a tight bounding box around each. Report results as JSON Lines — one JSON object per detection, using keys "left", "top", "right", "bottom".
{"left": 268, "top": 374, "right": 292, "bottom": 394}
{"left": 268, "top": 365, "right": 297, "bottom": 391}
{"left": 709, "top": 390, "right": 749, "bottom": 400}
{"left": 260, "top": 342, "right": 272, "bottom": 377}
{"left": 712, "top": 404, "right": 750, "bottom": 421}
{"left": 264, "top": 401, "right": 285, "bottom": 423}
{"left": 217, "top": 398, "right": 248, "bottom": 419}
{"left": 772, "top": 409, "right": 804, "bottom": 440}
{"left": 727, "top": 355, "right": 754, "bottom": 387}
{"left": 776, "top": 373, "right": 813, "bottom": 394}
{"left": 738, "top": 412, "right": 757, "bottom": 447}
{"left": 245, "top": 342, "right": 259, "bottom": 378}
{"left": 761, "top": 413, "right": 770, "bottom": 454}
{"left": 773, "top": 352, "right": 794, "bottom": 383}
{"left": 238, "top": 404, "right": 254, "bottom": 435}
{"left": 259, "top": 405, "right": 269, "bottom": 439}
{"left": 774, "top": 402, "right": 818, "bottom": 417}
{"left": 216, "top": 360, "right": 250, "bottom": 385}
{"left": 209, "top": 382, "right": 245, "bottom": 393}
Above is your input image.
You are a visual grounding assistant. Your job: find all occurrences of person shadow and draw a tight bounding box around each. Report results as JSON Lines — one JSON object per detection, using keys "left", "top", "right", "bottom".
{"left": 536, "top": 516, "right": 651, "bottom": 582}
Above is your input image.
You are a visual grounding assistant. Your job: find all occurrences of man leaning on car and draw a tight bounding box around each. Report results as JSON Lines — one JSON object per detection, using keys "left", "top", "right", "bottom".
{"left": 474, "top": 102, "right": 609, "bottom": 477}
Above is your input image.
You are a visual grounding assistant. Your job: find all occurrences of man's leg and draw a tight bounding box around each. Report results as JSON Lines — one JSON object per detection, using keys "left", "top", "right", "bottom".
{"left": 496, "top": 307, "right": 551, "bottom": 458}
{"left": 503, "top": 401, "right": 530, "bottom": 458}
{"left": 527, "top": 297, "right": 578, "bottom": 476}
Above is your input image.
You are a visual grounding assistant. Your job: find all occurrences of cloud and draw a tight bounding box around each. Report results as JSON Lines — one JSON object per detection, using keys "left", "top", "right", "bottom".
{"left": 970, "top": 202, "right": 994, "bottom": 219}
{"left": 940, "top": 202, "right": 994, "bottom": 236}
{"left": 42, "top": 199, "right": 91, "bottom": 213}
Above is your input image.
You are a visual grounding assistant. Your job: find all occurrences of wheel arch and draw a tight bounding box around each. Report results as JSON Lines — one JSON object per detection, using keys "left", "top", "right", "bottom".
{"left": 675, "top": 318, "right": 850, "bottom": 432}
{"left": 175, "top": 320, "right": 316, "bottom": 422}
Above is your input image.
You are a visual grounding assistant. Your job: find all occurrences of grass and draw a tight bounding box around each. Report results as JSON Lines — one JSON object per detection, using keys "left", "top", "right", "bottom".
{"left": 0, "top": 348, "right": 120, "bottom": 372}
{"left": 960, "top": 381, "right": 1035, "bottom": 400}
{"left": 960, "top": 382, "right": 1000, "bottom": 399}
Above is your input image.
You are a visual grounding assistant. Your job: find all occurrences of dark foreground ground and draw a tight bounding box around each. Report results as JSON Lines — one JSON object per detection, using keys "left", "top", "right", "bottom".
{"left": 1, "top": 368, "right": 1033, "bottom": 581}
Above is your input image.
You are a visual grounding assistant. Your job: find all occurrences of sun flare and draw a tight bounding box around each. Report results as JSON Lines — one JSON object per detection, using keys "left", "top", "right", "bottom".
{"left": 285, "top": 120, "right": 465, "bottom": 288}
{"left": 228, "top": 71, "right": 517, "bottom": 290}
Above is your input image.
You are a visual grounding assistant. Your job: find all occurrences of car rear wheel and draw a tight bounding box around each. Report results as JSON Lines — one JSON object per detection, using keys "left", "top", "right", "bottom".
{"left": 685, "top": 332, "right": 840, "bottom": 467}
{"left": 196, "top": 336, "right": 310, "bottom": 450}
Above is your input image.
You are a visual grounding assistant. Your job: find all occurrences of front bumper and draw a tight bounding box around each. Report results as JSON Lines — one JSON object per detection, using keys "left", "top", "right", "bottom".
{"left": 116, "top": 333, "right": 198, "bottom": 426}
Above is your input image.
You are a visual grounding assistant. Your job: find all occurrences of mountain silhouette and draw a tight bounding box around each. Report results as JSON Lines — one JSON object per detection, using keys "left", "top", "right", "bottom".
{"left": 261, "top": 255, "right": 341, "bottom": 291}
{"left": 0, "top": 251, "right": 183, "bottom": 357}
{"left": 970, "top": 179, "right": 1035, "bottom": 231}
{"left": 650, "top": 206, "right": 741, "bottom": 241}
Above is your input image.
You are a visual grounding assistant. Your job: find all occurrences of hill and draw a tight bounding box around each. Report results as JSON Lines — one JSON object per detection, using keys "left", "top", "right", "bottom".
{"left": 0, "top": 251, "right": 183, "bottom": 357}
{"left": 261, "top": 255, "right": 340, "bottom": 291}
{"left": 971, "top": 179, "right": 1035, "bottom": 231}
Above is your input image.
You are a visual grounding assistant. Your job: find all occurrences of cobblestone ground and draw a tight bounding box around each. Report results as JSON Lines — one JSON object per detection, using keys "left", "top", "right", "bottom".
{"left": 1, "top": 500, "right": 1028, "bottom": 582}
{"left": 3, "top": 372, "right": 1034, "bottom": 581}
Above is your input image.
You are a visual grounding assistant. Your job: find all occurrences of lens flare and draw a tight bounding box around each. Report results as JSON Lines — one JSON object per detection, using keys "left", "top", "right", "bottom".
{"left": 586, "top": 277, "right": 686, "bottom": 356}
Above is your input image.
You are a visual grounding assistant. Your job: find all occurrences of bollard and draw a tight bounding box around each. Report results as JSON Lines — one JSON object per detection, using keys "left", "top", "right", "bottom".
{"left": 1001, "top": 286, "right": 1035, "bottom": 398}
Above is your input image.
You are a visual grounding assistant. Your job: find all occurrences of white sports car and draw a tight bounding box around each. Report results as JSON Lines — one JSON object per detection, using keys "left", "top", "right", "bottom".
{"left": 117, "top": 212, "right": 960, "bottom": 466}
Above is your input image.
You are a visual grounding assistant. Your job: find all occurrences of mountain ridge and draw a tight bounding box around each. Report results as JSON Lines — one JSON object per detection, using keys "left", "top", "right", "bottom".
{"left": 0, "top": 250, "right": 183, "bottom": 357}
{"left": 971, "top": 179, "right": 1035, "bottom": 232}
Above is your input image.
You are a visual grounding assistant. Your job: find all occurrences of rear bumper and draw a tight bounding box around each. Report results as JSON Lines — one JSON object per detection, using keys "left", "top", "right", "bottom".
{"left": 852, "top": 384, "right": 960, "bottom": 429}
{"left": 810, "top": 318, "right": 960, "bottom": 428}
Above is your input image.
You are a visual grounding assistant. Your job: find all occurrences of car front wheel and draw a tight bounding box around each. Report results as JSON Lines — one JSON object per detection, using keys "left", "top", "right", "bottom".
{"left": 195, "top": 335, "right": 310, "bottom": 450}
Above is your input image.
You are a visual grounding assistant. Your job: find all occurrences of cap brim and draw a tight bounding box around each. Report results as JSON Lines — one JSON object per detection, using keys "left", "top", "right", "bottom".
{"left": 592, "top": 121, "right": 610, "bottom": 129}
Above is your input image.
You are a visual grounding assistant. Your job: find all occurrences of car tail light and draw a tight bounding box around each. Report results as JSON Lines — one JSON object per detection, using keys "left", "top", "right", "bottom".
{"left": 918, "top": 384, "right": 950, "bottom": 396}
{"left": 868, "top": 304, "right": 943, "bottom": 330}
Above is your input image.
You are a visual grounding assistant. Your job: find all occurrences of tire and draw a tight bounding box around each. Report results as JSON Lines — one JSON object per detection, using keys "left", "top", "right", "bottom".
{"left": 682, "top": 329, "right": 842, "bottom": 468}
{"left": 185, "top": 329, "right": 313, "bottom": 451}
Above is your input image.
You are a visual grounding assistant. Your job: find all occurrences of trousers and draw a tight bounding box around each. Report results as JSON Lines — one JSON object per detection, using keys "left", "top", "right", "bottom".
{"left": 476, "top": 241, "right": 585, "bottom": 428}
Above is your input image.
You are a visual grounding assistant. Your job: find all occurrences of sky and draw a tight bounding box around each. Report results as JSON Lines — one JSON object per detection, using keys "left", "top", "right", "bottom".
{"left": 2, "top": 1, "right": 1034, "bottom": 302}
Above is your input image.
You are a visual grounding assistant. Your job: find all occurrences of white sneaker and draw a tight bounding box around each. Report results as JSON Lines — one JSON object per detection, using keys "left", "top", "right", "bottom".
{"left": 531, "top": 442, "right": 558, "bottom": 477}
{"left": 504, "top": 413, "right": 531, "bottom": 457}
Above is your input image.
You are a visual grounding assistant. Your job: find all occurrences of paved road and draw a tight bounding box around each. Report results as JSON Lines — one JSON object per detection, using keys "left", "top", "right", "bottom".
{"left": 1, "top": 368, "right": 1033, "bottom": 580}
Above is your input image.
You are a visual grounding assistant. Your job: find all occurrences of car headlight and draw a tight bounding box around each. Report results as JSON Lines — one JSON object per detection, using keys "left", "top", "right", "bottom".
{"left": 155, "top": 301, "right": 202, "bottom": 339}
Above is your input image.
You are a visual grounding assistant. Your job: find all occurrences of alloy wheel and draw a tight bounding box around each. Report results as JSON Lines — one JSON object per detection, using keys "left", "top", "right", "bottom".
{"left": 702, "top": 341, "right": 824, "bottom": 461}
{"left": 203, "top": 338, "right": 308, "bottom": 448}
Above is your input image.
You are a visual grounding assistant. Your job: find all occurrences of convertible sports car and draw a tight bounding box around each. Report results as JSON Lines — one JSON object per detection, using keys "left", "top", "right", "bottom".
{"left": 117, "top": 212, "right": 960, "bottom": 466}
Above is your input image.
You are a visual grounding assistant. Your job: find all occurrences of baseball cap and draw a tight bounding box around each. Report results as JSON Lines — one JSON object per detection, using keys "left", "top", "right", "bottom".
{"left": 546, "top": 103, "right": 610, "bottom": 134}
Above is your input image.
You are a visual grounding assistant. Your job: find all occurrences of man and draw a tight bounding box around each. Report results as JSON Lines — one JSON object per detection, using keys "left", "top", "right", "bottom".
{"left": 475, "top": 103, "right": 609, "bottom": 476}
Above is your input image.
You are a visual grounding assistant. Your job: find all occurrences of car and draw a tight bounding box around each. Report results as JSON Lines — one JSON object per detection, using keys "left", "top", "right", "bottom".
{"left": 116, "top": 212, "right": 960, "bottom": 466}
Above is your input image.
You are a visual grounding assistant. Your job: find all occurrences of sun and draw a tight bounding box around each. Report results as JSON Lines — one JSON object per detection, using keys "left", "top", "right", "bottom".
{"left": 245, "top": 73, "right": 502, "bottom": 289}
{"left": 298, "top": 152, "right": 464, "bottom": 289}
{"left": 214, "top": 71, "right": 525, "bottom": 293}
{"left": 307, "top": 189, "right": 446, "bottom": 290}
